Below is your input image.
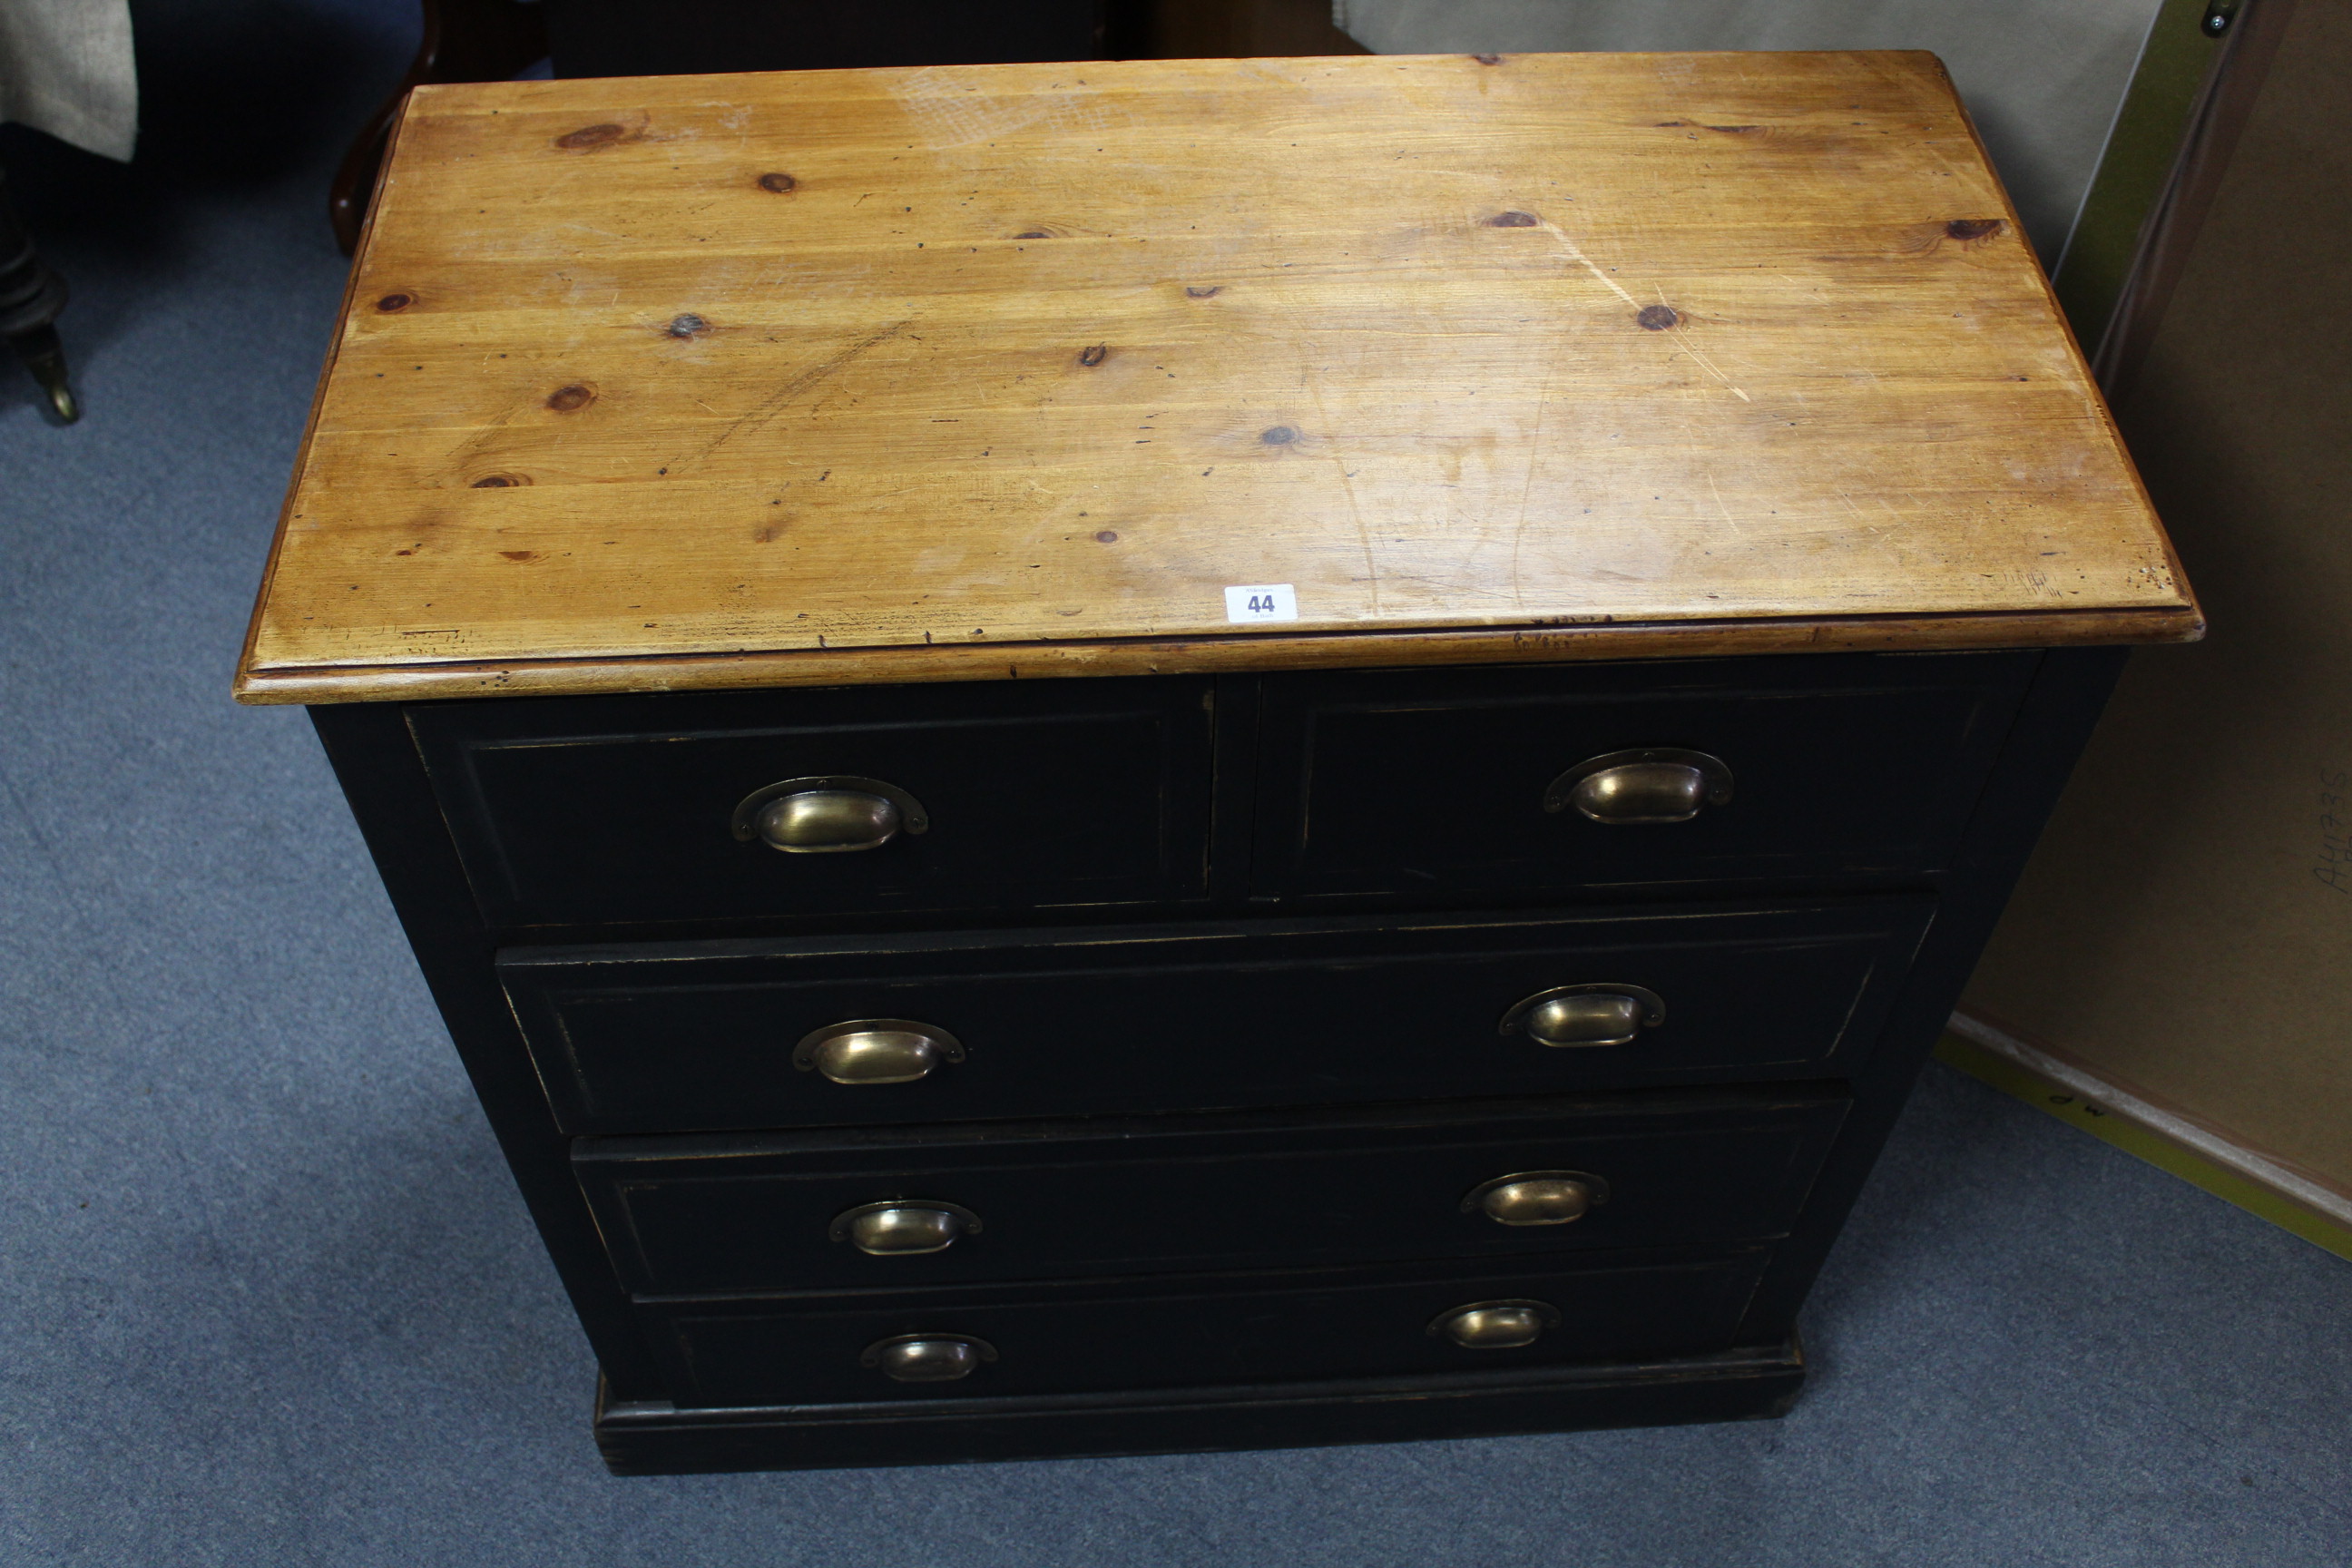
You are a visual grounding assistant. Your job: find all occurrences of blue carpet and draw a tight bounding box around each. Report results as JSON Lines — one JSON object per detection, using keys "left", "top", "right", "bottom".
{"left": 2, "top": 5, "right": 2347, "bottom": 1562}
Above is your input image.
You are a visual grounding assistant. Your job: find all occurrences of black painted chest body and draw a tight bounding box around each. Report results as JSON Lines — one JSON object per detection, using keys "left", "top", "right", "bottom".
{"left": 312, "top": 646, "right": 2120, "bottom": 1473}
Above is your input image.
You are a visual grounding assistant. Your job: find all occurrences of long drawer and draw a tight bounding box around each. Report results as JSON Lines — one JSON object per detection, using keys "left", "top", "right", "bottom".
{"left": 635, "top": 1247, "right": 1775, "bottom": 1407}
{"left": 1252, "top": 651, "right": 2037, "bottom": 900}
{"left": 574, "top": 1090, "right": 1845, "bottom": 1296}
{"left": 407, "top": 676, "right": 1219, "bottom": 930}
{"left": 505, "top": 900, "right": 1926, "bottom": 1133}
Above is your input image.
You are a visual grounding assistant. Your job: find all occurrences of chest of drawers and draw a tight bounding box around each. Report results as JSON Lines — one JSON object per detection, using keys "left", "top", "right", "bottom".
{"left": 240, "top": 52, "right": 2198, "bottom": 1473}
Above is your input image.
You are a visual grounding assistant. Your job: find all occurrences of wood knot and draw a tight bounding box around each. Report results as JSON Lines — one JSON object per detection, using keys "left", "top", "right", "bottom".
{"left": 470, "top": 474, "right": 530, "bottom": 488}
{"left": 757, "top": 172, "right": 798, "bottom": 193}
{"left": 1095, "top": 530, "right": 1119, "bottom": 543}
{"left": 1486, "top": 211, "right": 1540, "bottom": 228}
{"left": 1471, "top": 53, "right": 1503, "bottom": 64}
{"left": 1636, "top": 305, "right": 1679, "bottom": 330}
{"left": 554, "top": 122, "right": 625, "bottom": 151}
{"left": 666, "top": 313, "right": 710, "bottom": 338}
{"left": 374, "top": 293, "right": 413, "bottom": 313}
{"left": 1013, "top": 230, "right": 1054, "bottom": 240}
{"left": 544, "top": 384, "right": 595, "bottom": 412}
{"left": 1185, "top": 285, "right": 1222, "bottom": 299}
{"left": 1078, "top": 344, "right": 1109, "bottom": 367}
{"left": 1260, "top": 426, "right": 1298, "bottom": 446}
{"left": 1945, "top": 218, "right": 2005, "bottom": 241}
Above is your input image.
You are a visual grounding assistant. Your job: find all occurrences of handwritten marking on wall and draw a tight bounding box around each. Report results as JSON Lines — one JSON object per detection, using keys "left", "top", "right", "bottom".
{"left": 2314, "top": 767, "right": 2351, "bottom": 895}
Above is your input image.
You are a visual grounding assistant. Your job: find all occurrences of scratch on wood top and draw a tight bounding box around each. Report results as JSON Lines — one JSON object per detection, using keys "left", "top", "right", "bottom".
{"left": 688, "top": 318, "right": 911, "bottom": 467}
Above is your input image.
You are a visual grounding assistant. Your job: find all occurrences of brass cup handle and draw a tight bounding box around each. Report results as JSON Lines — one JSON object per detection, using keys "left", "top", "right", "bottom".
{"left": 829, "top": 1200, "right": 983, "bottom": 1256}
{"left": 860, "top": 1334, "right": 997, "bottom": 1383}
{"left": 1544, "top": 749, "right": 1733, "bottom": 824}
{"left": 1499, "top": 985, "right": 1665, "bottom": 1049}
{"left": 731, "top": 776, "right": 930, "bottom": 853}
{"left": 1463, "top": 1171, "right": 1610, "bottom": 1226}
{"left": 1429, "top": 1299, "right": 1561, "bottom": 1350}
{"left": 794, "top": 1019, "right": 965, "bottom": 1084}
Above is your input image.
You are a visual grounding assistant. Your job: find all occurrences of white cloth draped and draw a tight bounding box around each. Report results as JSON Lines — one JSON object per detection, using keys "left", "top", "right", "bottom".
{"left": 0, "top": 0, "right": 136, "bottom": 161}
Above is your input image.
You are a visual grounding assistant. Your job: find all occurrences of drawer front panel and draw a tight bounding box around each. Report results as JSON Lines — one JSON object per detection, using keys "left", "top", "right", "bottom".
{"left": 1252, "top": 652, "right": 2038, "bottom": 899}
{"left": 407, "top": 677, "right": 1218, "bottom": 928}
{"left": 574, "top": 1092, "right": 1845, "bottom": 1296}
{"left": 638, "top": 1248, "right": 1772, "bottom": 1407}
{"left": 505, "top": 901, "right": 1926, "bottom": 1133}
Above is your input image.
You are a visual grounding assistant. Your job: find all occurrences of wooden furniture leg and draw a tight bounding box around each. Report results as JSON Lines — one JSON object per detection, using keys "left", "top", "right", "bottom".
{"left": 0, "top": 158, "right": 75, "bottom": 423}
{"left": 330, "top": 0, "right": 549, "bottom": 254}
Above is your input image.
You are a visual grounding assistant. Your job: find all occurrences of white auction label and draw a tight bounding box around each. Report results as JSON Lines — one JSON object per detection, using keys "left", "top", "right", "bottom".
{"left": 1224, "top": 583, "right": 1298, "bottom": 622}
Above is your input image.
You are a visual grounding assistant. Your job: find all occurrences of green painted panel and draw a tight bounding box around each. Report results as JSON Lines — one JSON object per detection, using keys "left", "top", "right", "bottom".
{"left": 1937, "top": 1034, "right": 2352, "bottom": 1264}
{"left": 2052, "top": 0, "right": 2230, "bottom": 348}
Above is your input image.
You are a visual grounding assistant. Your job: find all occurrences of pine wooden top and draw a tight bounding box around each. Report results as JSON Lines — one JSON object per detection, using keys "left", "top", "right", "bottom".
{"left": 238, "top": 50, "right": 2198, "bottom": 704}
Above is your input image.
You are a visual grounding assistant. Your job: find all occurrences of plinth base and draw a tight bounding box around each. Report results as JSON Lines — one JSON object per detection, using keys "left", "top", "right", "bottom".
{"left": 593, "top": 1336, "right": 1806, "bottom": 1475}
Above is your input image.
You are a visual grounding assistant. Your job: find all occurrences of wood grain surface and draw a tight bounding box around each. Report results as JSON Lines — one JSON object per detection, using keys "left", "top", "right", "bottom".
{"left": 238, "top": 51, "right": 2198, "bottom": 704}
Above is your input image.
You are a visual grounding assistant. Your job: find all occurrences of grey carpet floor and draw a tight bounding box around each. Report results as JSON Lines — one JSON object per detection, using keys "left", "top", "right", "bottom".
{"left": 2, "top": 4, "right": 2347, "bottom": 1563}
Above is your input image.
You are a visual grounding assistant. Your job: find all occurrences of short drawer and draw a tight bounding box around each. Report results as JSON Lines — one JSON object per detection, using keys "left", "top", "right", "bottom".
{"left": 574, "top": 1090, "right": 1845, "bottom": 1296}
{"left": 504, "top": 900, "right": 1926, "bottom": 1133}
{"left": 407, "top": 677, "right": 1218, "bottom": 929}
{"left": 1251, "top": 651, "right": 2038, "bottom": 900}
{"left": 635, "top": 1247, "right": 1773, "bottom": 1407}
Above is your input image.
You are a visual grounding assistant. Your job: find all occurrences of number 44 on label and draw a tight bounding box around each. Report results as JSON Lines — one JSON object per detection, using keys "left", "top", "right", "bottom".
{"left": 1224, "top": 583, "right": 1299, "bottom": 623}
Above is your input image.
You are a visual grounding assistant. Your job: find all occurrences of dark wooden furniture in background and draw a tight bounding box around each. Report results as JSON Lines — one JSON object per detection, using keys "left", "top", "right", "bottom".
{"left": 1143, "top": 0, "right": 1362, "bottom": 59}
{"left": 0, "top": 158, "right": 76, "bottom": 421}
{"left": 329, "top": 0, "right": 548, "bottom": 253}
{"left": 249, "top": 54, "right": 2197, "bottom": 1473}
{"left": 544, "top": 0, "right": 1117, "bottom": 81}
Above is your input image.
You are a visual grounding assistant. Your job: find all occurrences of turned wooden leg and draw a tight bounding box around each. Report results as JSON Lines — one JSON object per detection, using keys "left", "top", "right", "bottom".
{"left": 0, "top": 159, "right": 75, "bottom": 423}
{"left": 331, "top": 0, "right": 550, "bottom": 254}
